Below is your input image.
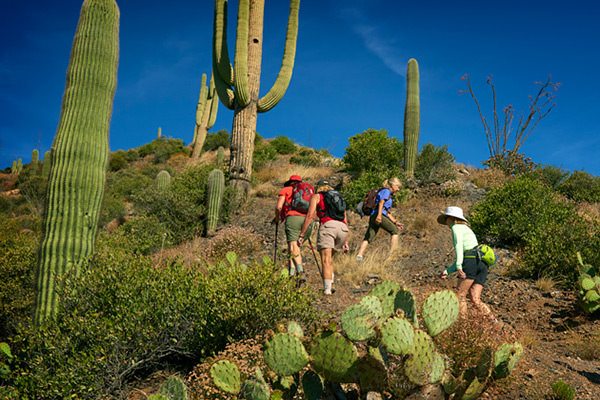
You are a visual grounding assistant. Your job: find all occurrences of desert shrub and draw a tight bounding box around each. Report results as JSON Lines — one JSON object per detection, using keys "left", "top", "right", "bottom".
{"left": 343, "top": 128, "right": 403, "bottom": 177}
{"left": 204, "top": 226, "right": 265, "bottom": 261}
{"left": 470, "top": 176, "right": 599, "bottom": 284}
{"left": 98, "top": 193, "right": 126, "bottom": 228}
{"left": 0, "top": 219, "right": 38, "bottom": 341}
{"left": 269, "top": 135, "right": 297, "bottom": 154}
{"left": 203, "top": 130, "right": 230, "bottom": 151}
{"left": 106, "top": 168, "right": 154, "bottom": 201}
{"left": 341, "top": 170, "right": 409, "bottom": 209}
{"left": 98, "top": 215, "right": 171, "bottom": 255}
{"left": 253, "top": 141, "right": 278, "bottom": 170}
{"left": 414, "top": 143, "right": 456, "bottom": 184}
{"left": 108, "top": 150, "right": 129, "bottom": 171}
{"left": 15, "top": 175, "right": 47, "bottom": 217}
{"left": 6, "top": 251, "right": 317, "bottom": 399}
{"left": 124, "top": 148, "right": 139, "bottom": 162}
{"left": 556, "top": 170, "right": 600, "bottom": 203}
{"left": 483, "top": 150, "right": 535, "bottom": 176}
{"left": 524, "top": 163, "right": 567, "bottom": 189}
{"left": 0, "top": 194, "right": 14, "bottom": 216}
{"left": 137, "top": 137, "right": 190, "bottom": 164}
{"left": 470, "top": 167, "right": 512, "bottom": 190}
{"left": 290, "top": 147, "right": 331, "bottom": 167}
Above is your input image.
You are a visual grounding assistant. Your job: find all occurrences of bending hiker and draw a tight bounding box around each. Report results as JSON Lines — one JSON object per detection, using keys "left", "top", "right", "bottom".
{"left": 275, "top": 174, "right": 313, "bottom": 283}
{"left": 298, "top": 179, "right": 349, "bottom": 295}
{"left": 437, "top": 206, "right": 497, "bottom": 323}
{"left": 356, "top": 178, "right": 404, "bottom": 261}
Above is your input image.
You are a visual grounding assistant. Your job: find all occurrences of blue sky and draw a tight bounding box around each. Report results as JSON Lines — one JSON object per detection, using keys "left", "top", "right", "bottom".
{"left": 1, "top": 0, "right": 599, "bottom": 175}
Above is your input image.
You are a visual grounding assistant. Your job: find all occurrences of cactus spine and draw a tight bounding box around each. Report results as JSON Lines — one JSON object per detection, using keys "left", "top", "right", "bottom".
{"left": 34, "top": 0, "right": 119, "bottom": 325}
{"left": 206, "top": 169, "right": 225, "bottom": 236}
{"left": 156, "top": 170, "right": 171, "bottom": 191}
{"left": 403, "top": 58, "right": 420, "bottom": 178}
{"left": 191, "top": 72, "right": 219, "bottom": 159}
{"left": 212, "top": 0, "right": 300, "bottom": 197}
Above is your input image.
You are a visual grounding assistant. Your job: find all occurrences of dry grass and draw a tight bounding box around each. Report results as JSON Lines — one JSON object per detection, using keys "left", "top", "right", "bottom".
{"left": 470, "top": 167, "right": 513, "bottom": 190}
{"left": 535, "top": 276, "right": 557, "bottom": 292}
{"left": 518, "top": 326, "right": 541, "bottom": 349}
{"left": 254, "top": 163, "right": 336, "bottom": 186}
{"left": 166, "top": 152, "right": 192, "bottom": 173}
{"left": 406, "top": 212, "right": 437, "bottom": 237}
{"left": 576, "top": 201, "right": 600, "bottom": 225}
{"left": 564, "top": 327, "right": 600, "bottom": 361}
{"left": 335, "top": 242, "right": 402, "bottom": 285}
{"left": 198, "top": 147, "right": 230, "bottom": 165}
{"left": 251, "top": 182, "right": 279, "bottom": 198}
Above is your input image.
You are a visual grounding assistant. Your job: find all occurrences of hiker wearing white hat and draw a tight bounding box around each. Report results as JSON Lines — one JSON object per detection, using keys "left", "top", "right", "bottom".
{"left": 438, "top": 206, "right": 497, "bottom": 323}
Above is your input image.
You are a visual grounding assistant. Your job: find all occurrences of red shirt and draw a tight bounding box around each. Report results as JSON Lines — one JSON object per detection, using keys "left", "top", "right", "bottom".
{"left": 279, "top": 186, "right": 306, "bottom": 220}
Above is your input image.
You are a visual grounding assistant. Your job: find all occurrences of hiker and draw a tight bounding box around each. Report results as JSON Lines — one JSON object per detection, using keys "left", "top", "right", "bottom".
{"left": 298, "top": 179, "right": 349, "bottom": 295}
{"left": 437, "top": 206, "right": 498, "bottom": 323}
{"left": 356, "top": 178, "right": 404, "bottom": 261}
{"left": 275, "top": 174, "right": 313, "bottom": 282}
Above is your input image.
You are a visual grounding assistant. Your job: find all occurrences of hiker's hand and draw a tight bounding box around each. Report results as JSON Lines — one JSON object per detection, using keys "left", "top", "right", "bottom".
{"left": 375, "top": 215, "right": 382, "bottom": 225}
{"left": 457, "top": 269, "right": 466, "bottom": 279}
{"left": 342, "top": 242, "right": 349, "bottom": 253}
{"left": 298, "top": 236, "right": 304, "bottom": 246}
{"left": 439, "top": 271, "right": 448, "bottom": 280}
{"left": 395, "top": 222, "right": 404, "bottom": 230}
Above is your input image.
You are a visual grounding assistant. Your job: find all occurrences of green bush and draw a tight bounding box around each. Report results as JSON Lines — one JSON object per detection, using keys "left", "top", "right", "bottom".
{"left": 524, "top": 164, "right": 568, "bottom": 189}
{"left": 108, "top": 150, "right": 129, "bottom": 171}
{"left": 98, "top": 193, "right": 126, "bottom": 228}
{"left": 469, "top": 176, "right": 599, "bottom": 284}
{"left": 105, "top": 168, "right": 154, "bottom": 201}
{"left": 414, "top": 143, "right": 456, "bottom": 184}
{"left": 203, "top": 130, "right": 230, "bottom": 151}
{"left": 6, "top": 251, "right": 317, "bottom": 399}
{"left": 343, "top": 128, "right": 403, "bottom": 177}
{"left": 269, "top": 135, "right": 297, "bottom": 154}
{"left": 15, "top": 175, "right": 47, "bottom": 217}
{"left": 253, "top": 141, "right": 279, "bottom": 170}
{"left": 557, "top": 170, "right": 600, "bottom": 203}
{"left": 137, "top": 137, "right": 190, "bottom": 164}
{"left": 0, "top": 219, "right": 38, "bottom": 341}
{"left": 98, "top": 215, "right": 171, "bottom": 255}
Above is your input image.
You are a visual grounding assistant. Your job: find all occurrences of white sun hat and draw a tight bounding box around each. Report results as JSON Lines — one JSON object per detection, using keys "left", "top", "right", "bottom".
{"left": 437, "top": 206, "right": 468, "bottom": 224}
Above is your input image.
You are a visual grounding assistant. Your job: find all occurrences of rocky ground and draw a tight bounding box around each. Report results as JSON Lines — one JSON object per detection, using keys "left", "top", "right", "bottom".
{"left": 128, "top": 167, "right": 600, "bottom": 400}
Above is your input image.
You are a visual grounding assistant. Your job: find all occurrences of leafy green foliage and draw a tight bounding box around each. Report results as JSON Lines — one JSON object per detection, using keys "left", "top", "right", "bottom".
{"left": 253, "top": 141, "right": 279, "bottom": 170}
{"left": 469, "top": 176, "right": 600, "bottom": 284}
{"left": 137, "top": 137, "right": 190, "bottom": 164}
{"left": 269, "top": 135, "right": 297, "bottom": 155}
{"left": 203, "top": 130, "right": 230, "bottom": 151}
{"left": 523, "top": 164, "right": 568, "bottom": 189}
{"left": 98, "top": 193, "right": 126, "bottom": 228}
{"left": 108, "top": 150, "right": 129, "bottom": 171}
{"left": 106, "top": 168, "right": 154, "bottom": 201}
{"left": 557, "top": 170, "right": 600, "bottom": 203}
{"left": 343, "top": 128, "right": 403, "bottom": 177}
{"left": 414, "top": 143, "right": 456, "bottom": 184}
{"left": 5, "top": 252, "right": 317, "bottom": 399}
{"left": 0, "top": 219, "right": 37, "bottom": 341}
{"left": 97, "top": 215, "right": 171, "bottom": 255}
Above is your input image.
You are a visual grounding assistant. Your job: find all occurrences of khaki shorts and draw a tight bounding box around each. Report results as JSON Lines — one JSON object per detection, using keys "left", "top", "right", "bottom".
{"left": 317, "top": 220, "right": 349, "bottom": 251}
{"left": 285, "top": 215, "right": 312, "bottom": 242}
{"left": 363, "top": 213, "right": 399, "bottom": 243}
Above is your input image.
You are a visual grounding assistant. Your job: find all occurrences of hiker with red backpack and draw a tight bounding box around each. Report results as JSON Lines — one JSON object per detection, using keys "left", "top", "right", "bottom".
{"left": 298, "top": 179, "right": 349, "bottom": 295}
{"left": 275, "top": 175, "right": 314, "bottom": 282}
{"left": 356, "top": 178, "right": 404, "bottom": 261}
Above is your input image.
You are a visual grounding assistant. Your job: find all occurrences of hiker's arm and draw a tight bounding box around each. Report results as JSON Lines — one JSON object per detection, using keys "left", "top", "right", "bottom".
{"left": 375, "top": 199, "right": 385, "bottom": 224}
{"left": 450, "top": 226, "right": 466, "bottom": 278}
{"left": 275, "top": 195, "right": 285, "bottom": 223}
{"left": 298, "top": 194, "right": 319, "bottom": 243}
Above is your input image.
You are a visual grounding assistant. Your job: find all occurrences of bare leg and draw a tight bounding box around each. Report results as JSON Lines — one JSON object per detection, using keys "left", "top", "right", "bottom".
{"left": 468, "top": 283, "right": 495, "bottom": 320}
{"left": 357, "top": 240, "right": 369, "bottom": 258}
{"left": 457, "top": 278, "right": 474, "bottom": 316}
{"left": 390, "top": 234, "right": 399, "bottom": 254}
{"left": 289, "top": 240, "right": 302, "bottom": 268}
{"left": 319, "top": 248, "right": 334, "bottom": 280}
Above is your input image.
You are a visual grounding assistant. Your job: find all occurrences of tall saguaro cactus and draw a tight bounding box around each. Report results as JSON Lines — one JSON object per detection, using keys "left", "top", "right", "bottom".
{"left": 206, "top": 169, "right": 225, "bottom": 236}
{"left": 191, "top": 72, "right": 219, "bottom": 159}
{"left": 34, "top": 0, "right": 119, "bottom": 325}
{"left": 403, "top": 58, "right": 420, "bottom": 178}
{"left": 212, "top": 0, "right": 300, "bottom": 197}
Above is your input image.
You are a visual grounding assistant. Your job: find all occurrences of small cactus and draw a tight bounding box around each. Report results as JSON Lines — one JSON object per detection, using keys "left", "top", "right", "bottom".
{"left": 41, "top": 150, "right": 52, "bottom": 179}
{"left": 31, "top": 149, "right": 40, "bottom": 173}
{"left": 206, "top": 169, "right": 224, "bottom": 236}
{"left": 263, "top": 333, "right": 309, "bottom": 376}
{"left": 210, "top": 359, "right": 241, "bottom": 394}
{"left": 216, "top": 145, "right": 225, "bottom": 165}
{"left": 422, "top": 289, "right": 459, "bottom": 337}
{"left": 551, "top": 380, "right": 576, "bottom": 400}
{"left": 160, "top": 376, "right": 188, "bottom": 400}
{"left": 576, "top": 252, "right": 600, "bottom": 313}
{"left": 493, "top": 342, "right": 523, "bottom": 379}
{"left": 156, "top": 170, "right": 171, "bottom": 192}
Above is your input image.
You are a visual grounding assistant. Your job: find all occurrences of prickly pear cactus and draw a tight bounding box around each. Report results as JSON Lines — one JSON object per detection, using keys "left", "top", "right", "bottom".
{"left": 404, "top": 330, "right": 442, "bottom": 386}
{"left": 160, "top": 376, "right": 188, "bottom": 400}
{"left": 301, "top": 370, "right": 324, "bottom": 400}
{"left": 310, "top": 331, "right": 359, "bottom": 383}
{"left": 206, "top": 169, "right": 224, "bottom": 236}
{"left": 241, "top": 368, "right": 270, "bottom": 400}
{"left": 368, "top": 280, "right": 401, "bottom": 318}
{"left": 341, "top": 303, "right": 378, "bottom": 341}
{"left": 395, "top": 288, "right": 418, "bottom": 326}
{"left": 493, "top": 342, "right": 523, "bottom": 379}
{"left": 576, "top": 252, "right": 600, "bottom": 313}
{"left": 263, "top": 333, "right": 309, "bottom": 376}
{"left": 210, "top": 359, "right": 241, "bottom": 394}
{"left": 380, "top": 316, "right": 414, "bottom": 355}
{"left": 286, "top": 321, "right": 304, "bottom": 338}
{"left": 422, "top": 289, "right": 459, "bottom": 336}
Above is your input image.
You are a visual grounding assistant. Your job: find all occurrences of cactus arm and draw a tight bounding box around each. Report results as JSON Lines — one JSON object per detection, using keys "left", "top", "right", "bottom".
{"left": 403, "top": 58, "right": 420, "bottom": 178}
{"left": 196, "top": 74, "right": 208, "bottom": 126}
{"left": 34, "top": 0, "right": 119, "bottom": 325}
{"left": 207, "top": 74, "right": 219, "bottom": 128}
{"left": 257, "top": 0, "right": 299, "bottom": 113}
{"left": 212, "top": 48, "right": 236, "bottom": 110}
{"left": 213, "top": 0, "right": 234, "bottom": 86}
{"left": 206, "top": 169, "right": 225, "bottom": 235}
{"left": 233, "top": 0, "right": 250, "bottom": 108}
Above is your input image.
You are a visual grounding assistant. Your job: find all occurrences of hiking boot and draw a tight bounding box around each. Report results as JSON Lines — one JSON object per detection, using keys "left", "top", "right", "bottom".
{"left": 323, "top": 289, "right": 332, "bottom": 295}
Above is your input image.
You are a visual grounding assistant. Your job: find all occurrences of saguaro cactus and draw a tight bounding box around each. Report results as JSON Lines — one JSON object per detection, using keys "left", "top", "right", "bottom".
{"left": 403, "top": 58, "right": 420, "bottom": 178}
{"left": 156, "top": 170, "right": 171, "bottom": 192}
{"left": 41, "top": 150, "right": 52, "bottom": 179}
{"left": 191, "top": 72, "right": 219, "bottom": 159}
{"left": 206, "top": 169, "right": 225, "bottom": 236}
{"left": 212, "top": 0, "right": 300, "bottom": 197}
{"left": 31, "top": 149, "right": 40, "bottom": 173}
{"left": 34, "top": 0, "right": 119, "bottom": 325}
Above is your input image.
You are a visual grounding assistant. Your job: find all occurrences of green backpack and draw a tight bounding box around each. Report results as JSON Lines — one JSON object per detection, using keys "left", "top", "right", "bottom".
{"left": 476, "top": 244, "right": 497, "bottom": 267}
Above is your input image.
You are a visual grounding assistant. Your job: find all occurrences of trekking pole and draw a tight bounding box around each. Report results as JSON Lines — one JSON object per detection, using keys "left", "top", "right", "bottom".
{"left": 307, "top": 237, "right": 322, "bottom": 277}
{"left": 273, "top": 220, "right": 279, "bottom": 263}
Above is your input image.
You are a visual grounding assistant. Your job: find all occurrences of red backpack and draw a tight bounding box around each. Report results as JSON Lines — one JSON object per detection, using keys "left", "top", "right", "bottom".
{"left": 290, "top": 182, "right": 314, "bottom": 213}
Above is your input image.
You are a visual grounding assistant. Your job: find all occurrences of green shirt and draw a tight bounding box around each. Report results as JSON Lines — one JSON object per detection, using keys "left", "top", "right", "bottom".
{"left": 445, "top": 223, "right": 478, "bottom": 274}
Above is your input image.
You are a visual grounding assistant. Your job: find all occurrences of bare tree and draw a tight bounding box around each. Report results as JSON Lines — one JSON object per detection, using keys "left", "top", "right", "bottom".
{"left": 460, "top": 74, "right": 560, "bottom": 159}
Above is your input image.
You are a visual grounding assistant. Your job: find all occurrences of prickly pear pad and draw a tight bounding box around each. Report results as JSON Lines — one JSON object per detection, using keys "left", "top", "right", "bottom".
{"left": 359, "top": 295, "right": 383, "bottom": 320}
{"left": 357, "top": 353, "right": 388, "bottom": 392}
{"left": 210, "top": 359, "right": 241, "bottom": 394}
{"left": 368, "top": 281, "right": 401, "bottom": 318}
{"left": 263, "top": 333, "right": 309, "bottom": 376}
{"left": 493, "top": 342, "right": 523, "bottom": 379}
{"left": 341, "top": 304, "right": 378, "bottom": 341}
{"left": 404, "top": 330, "right": 437, "bottom": 386}
{"left": 422, "top": 290, "right": 459, "bottom": 337}
{"left": 380, "top": 316, "right": 414, "bottom": 355}
{"left": 310, "top": 332, "right": 359, "bottom": 383}
{"left": 394, "top": 289, "right": 418, "bottom": 326}
{"left": 301, "top": 370, "right": 324, "bottom": 400}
